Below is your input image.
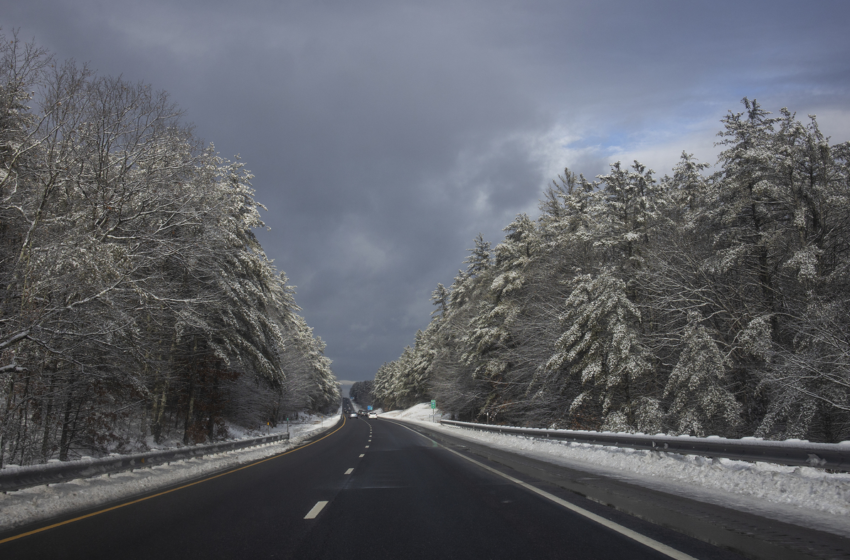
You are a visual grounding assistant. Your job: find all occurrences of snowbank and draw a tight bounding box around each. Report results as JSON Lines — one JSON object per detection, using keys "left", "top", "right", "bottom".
{"left": 380, "top": 403, "right": 440, "bottom": 422}
{"left": 388, "top": 404, "right": 850, "bottom": 537}
{"left": 0, "top": 414, "right": 341, "bottom": 533}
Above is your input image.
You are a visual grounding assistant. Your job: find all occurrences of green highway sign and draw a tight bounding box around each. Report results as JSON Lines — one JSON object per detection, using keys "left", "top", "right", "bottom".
{"left": 430, "top": 400, "right": 436, "bottom": 409}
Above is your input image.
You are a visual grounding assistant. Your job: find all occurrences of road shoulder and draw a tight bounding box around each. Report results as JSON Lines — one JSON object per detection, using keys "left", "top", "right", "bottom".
{"left": 394, "top": 419, "right": 850, "bottom": 560}
{"left": 0, "top": 416, "right": 345, "bottom": 541}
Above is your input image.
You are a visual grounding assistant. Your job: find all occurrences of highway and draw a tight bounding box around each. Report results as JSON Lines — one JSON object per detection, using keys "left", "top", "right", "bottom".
{"left": 1, "top": 400, "right": 745, "bottom": 559}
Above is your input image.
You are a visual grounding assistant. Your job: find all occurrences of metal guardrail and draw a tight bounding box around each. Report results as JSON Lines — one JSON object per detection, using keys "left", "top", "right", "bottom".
{"left": 0, "top": 432, "right": 290, "bottom": 492}
{"left": 439, "top": 419, "right": 850, "bottom": 471}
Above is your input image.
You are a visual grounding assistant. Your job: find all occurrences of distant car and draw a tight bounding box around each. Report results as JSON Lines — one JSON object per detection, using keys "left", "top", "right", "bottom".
{"left": 349, "top": 412, "right": 358, "bottom": 418}
{"left": 368, "top": 412, "right": 377, "bottom": 419}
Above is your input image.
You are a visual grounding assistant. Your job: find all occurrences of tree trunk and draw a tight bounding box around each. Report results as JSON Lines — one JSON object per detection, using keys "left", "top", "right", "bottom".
{"left": 40, "top": 373, "right": 57, "bottom": 462}
{"left": 183, "top": 388, "right": 195, "bottom": 445}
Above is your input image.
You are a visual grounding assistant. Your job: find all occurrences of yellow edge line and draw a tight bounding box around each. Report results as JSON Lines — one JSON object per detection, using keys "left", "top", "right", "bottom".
{"left": 0, "top": 415, "right": 347, "bottom": 545}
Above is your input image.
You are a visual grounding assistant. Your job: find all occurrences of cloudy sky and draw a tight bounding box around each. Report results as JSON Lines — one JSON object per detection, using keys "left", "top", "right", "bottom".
{"left": 4, "top": 1, "right": 850, "bottom": 390}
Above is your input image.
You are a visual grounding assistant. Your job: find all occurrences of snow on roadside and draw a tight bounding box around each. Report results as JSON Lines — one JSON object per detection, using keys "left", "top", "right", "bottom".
{"left": 380, "top": 403, "right": 441, "bottom": 422}
{"left": 0, "top": 414, "right": 341, "bottom": 534}
{"left": 386, "top": 403, "right": 850, "bottom": 537}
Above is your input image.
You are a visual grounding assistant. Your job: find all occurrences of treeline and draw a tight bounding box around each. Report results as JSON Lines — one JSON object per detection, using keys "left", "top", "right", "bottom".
{"left": 349, "top": 380, "right": 375, "bottom": 408}
{"left": 375, "top": 99, "right": 850, "bottom": 443}
{"left": 0, "top": 33, "right": 339, "bottom": 466}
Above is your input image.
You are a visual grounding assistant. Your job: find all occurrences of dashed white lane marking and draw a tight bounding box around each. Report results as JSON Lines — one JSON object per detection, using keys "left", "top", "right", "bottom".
{"left": 389, "top": 421, "right": 698, "bottom": 560}
{"left": 359, "top": 454, "right": 365, "bottom": 457}
{"left": 345, "top": 468, "right": 354, "bottom": 475}
{"left": 304, "top": 501, "right": 328, "bottom": 519}
{"left": 365, "top": 445, "right": 369, "bottom": 448}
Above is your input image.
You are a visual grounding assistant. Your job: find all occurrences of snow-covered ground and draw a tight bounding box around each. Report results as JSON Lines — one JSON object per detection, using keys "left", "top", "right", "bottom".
{"left": 0, "top": 413, "right": 341, "bottom": 534}
{"left": 382, "top": 403, "right": 850, "bottom": 537}
{"left": 381, "top": 404, "right": 440, "bottom": 422}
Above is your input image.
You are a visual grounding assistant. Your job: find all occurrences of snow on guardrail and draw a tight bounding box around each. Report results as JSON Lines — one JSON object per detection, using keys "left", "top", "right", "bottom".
{"left": 0, "top": 432, "right": 290, "bottom": 492}
{"left": 439, "top": 419, "right": 850, "bottom": 471}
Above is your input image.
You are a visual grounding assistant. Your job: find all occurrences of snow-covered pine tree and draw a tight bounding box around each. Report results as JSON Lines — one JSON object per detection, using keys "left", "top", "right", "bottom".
{"left": 664, "top": 311, "right": 741, "bottom": 436}
{"left": 539, "top": 270, "right": 652, "bottom": 431}
{"left": 425, "top": 238, "right": 496, "bottom": 420}
{"left": 463, "top": 214, "right": 540, "bottom": 422}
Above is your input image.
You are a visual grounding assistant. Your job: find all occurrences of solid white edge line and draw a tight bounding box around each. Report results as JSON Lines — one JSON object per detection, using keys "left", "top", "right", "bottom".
{"left": 389, "top": 421, "right": 697, "bottom": 560}
{"left": 345, "top": 468, "right": 354, "bottom": 474}
{"left": 304, "top": 501, "right": 328, "bottom": 520}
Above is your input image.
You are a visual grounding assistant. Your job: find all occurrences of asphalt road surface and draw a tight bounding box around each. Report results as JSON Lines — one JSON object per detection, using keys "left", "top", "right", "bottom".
{"left": 1, "top": 408, "right": 745, "bottom": 559}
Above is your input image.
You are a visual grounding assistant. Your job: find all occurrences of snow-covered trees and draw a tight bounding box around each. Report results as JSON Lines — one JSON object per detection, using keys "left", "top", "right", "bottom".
{"left": 375, "top": 98, "right": 850, "bottom": 443}
{"left": 539, "top": 270, "right": 652, "bottom": 431}
{"left": 663, "top": 312, "right": 741, "bottom": 436}
{"left": 0, "top": 33, "right": 338, "bottom": 466}
{"left": 349, "top": 380, "right": 375, "bottom": 407}
{"left": 372, "top": 328, "right": 435, "bottom": 411}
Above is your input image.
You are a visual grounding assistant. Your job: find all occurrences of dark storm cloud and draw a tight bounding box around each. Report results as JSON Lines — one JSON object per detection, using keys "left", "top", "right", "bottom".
{"left": 5, "top": 0, "right": 850, "bottom": 381}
